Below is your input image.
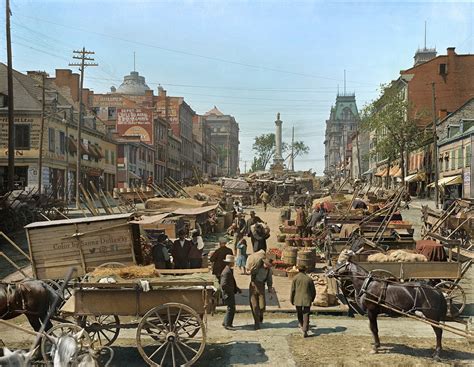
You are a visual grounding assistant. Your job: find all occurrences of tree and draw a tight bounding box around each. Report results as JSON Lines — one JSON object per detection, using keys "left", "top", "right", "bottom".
{"left": 252, "top": 133, "right": 310, "bottom": 171}
{"left": 361, "top": 83, "right": 427, "bottom": 184}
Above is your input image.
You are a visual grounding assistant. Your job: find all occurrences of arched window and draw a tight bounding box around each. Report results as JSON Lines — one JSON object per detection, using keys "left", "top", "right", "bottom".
{"left": 342, "top": 107, "right": 353, "bottom": 120}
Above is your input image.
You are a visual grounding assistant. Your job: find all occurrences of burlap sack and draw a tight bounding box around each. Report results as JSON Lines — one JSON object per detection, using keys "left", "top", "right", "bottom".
{"left": 246, "top": 249, "right": 266, "bottom": 272}
{"left": 313, "top": 276, "right": 338, "bottom": 307}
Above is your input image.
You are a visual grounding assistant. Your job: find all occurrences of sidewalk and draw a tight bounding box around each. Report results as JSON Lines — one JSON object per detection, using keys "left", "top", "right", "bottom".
{"left": 408, "top": 197, "right": 438, "bottom": 210}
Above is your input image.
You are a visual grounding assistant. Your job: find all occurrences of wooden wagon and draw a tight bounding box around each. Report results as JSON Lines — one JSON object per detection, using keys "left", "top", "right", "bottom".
{"left": 42, "top": 276, "right": 217, "bottom": 366}
{"left": 347, "top": 242, "right": 473, "bottom": 319}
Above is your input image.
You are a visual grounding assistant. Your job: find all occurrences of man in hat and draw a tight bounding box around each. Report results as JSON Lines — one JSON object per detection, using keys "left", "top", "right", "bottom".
{"left": 246, "top": 210, "right": 263, "bottom": 249}
{"left": 210, "top": 238, "right": 233, "bottom": 282}
{"left": 295, "top": 206, "right": 307, "bottom": 238}
{"left": 171, "top": 229, "right": 192, "bottom": 269}
{"left": 249, "top": 257, "right": 274, "bottom": 330}
{"left": 290, "top": 265, "right": 316, "bottom": 337}
{"left": 189, "top": 229, "right": 204, "bottom": 269}
{"left": 151, "top": 233, "right": 171, "bottom": 269}
{"left": 259, "top": 190, "right": 270, "bottom": 212}
{"left": 220, "top": 254, "right": 241, "bottom": 330}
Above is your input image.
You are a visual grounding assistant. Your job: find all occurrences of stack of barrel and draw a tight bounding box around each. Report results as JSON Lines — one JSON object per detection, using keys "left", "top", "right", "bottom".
{"left": 282, "top": 247, "right": 316, "bottom": 272}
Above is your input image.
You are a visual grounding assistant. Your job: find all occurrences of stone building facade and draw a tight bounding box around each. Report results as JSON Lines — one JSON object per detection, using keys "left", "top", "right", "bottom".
{"left": 0, "top": 65, "right": 116, "bottom": 197}
{"left": 202, "top": 106, "right": 239, "bottom": 177}
{"left": 324, "top": 93, "right": 360, "bottom": 178}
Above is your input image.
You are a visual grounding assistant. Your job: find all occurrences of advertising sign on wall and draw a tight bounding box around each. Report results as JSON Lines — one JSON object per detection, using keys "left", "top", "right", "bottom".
{"left": 117, "top": 108, "right": 153, "bottom": 145}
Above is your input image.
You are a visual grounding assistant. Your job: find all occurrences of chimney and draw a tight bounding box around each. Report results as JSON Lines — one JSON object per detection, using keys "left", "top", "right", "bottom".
{"left": 27, "top": 71, "right": 49, "bottom": 83}
{"left": 158, "top": 85, "right": 166, "bottom": 97}
{"left": 447, "top": 47, "right": 456, "bottom": 57}
{"left": 54, "top": 69, "right": 80, "bottom": 102}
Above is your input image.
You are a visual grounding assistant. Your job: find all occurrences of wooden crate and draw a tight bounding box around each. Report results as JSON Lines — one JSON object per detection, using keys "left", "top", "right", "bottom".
{"left": 25, "top": 214, "right": 137, "bottom": 279}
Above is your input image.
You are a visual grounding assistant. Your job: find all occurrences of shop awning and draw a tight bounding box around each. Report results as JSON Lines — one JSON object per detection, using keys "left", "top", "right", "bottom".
{"left": 388, "top": 165, "right": 402, "bottom": 177}
{"left": 405, "top": 172, "right": 425, "bottom": 183}
{"left": 374, "top": 167, "right": 388, "bottom": 177}
{"left": 427, "top": 175, "right": 463, "bottom": 188}
{"left": 79, "top": 141, "right": 91, "bottom": 155}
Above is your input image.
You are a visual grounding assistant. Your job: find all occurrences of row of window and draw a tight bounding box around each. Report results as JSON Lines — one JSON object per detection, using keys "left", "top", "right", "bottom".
{"left": 440, "top": 144, "right": 472, "bottom": 171}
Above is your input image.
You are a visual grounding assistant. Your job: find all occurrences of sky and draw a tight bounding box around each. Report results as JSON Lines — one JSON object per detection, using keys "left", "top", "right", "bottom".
{"left": 1, "top": 0, "right": 473, "bottom": 175}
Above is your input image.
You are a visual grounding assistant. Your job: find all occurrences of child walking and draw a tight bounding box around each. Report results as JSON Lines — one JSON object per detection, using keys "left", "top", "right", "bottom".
{"left": 236, "top": 238, "right": 248, "bottom": 275}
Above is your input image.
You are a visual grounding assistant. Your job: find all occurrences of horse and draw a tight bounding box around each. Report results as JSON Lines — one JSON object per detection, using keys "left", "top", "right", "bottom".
{"left": 0, "top": 279, "right": 59, "bottom": 333}
{"left": 327, "top": 254, "right": 447, "bottom": 360}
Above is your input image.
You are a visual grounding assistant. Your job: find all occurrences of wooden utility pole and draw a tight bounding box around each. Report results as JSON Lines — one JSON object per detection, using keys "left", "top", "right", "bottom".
{"left": 432, "top": 82, "right": 439, "bottom": 209}
{"left": 6, "top": 0, "right": 14, "bottom": 191}
{"left": 69, "top": 48, "right": 97, "bottom": 209}
{"left": 38, "top": 73, "right": 46, "bottom": 194}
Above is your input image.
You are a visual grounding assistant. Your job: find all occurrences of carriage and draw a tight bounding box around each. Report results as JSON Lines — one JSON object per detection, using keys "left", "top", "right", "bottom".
{"left": 41, "top": 274, "right": 216, "bottom": 366}
{"left": 2, "top": 213, "right": 217, "bottom": 366}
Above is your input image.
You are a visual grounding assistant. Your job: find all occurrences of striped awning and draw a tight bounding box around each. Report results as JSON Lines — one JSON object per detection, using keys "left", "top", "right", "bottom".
{"left": 374, "top": 167, "right": 388, "bottom": 177}
{"left": 427, "top": 175, "right": 463, "bottom": 188}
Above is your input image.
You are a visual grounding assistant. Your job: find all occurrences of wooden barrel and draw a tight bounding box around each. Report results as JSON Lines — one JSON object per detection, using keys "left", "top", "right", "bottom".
{"left": 297, "top": 249, "right": 316, "bottom": 272}
{"left": 282, "top": 247, "right": 298, "bottom": 266}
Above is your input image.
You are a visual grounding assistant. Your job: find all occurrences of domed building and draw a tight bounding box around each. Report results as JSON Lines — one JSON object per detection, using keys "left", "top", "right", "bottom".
{"left": 115, "top": 71, "right": 150, "bottom": 95}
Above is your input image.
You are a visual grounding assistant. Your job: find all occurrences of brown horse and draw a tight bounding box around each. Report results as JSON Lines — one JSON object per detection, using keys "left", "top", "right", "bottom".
{"left": 0, "top": 279, "right": 59, "bottom": 332}
{"left": 328, "top": 258, "right": 447, "bottom": 360}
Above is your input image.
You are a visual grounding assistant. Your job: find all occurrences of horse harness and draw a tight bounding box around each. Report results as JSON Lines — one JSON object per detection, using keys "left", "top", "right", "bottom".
{"left": 359, "top": 272, "right": 434, "bottom": 313}
{"left": 1, "top": 281, "right": 31, "bottom": 317}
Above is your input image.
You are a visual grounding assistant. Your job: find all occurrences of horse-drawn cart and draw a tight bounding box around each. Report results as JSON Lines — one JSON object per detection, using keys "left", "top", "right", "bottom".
{"left": 46, "top": 275, "right": 216, "bottom": 366}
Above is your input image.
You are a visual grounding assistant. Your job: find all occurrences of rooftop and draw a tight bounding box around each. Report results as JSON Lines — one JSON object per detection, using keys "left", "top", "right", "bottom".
{"left": 115, "top": 71, "right": 150, "bottom": 95}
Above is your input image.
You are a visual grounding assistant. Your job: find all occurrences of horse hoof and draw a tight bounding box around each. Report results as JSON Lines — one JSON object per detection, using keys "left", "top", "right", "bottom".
{"left": 370, "top": 348, "right": 378, "bottom": 354}
{"left": 432, "top": 353, "right": 441, "bottom": 362}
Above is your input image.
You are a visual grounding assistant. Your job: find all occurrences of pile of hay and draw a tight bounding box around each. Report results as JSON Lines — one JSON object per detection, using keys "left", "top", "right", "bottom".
{"left": 184, "top": 184, "right": 223, "bottom": 202}
{"left": 90, "top": 264, "right": 158, "bottom": 279}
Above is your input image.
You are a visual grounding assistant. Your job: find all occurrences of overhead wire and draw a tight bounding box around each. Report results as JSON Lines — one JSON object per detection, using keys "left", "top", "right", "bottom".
{"left": 15, "top": 13, "right": 377, "bottom": 87}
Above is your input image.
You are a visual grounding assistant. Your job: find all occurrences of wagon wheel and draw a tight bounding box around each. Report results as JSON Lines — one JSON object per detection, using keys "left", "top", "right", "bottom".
{"left": 435, "top": 281, "right": 466, "bottom": 318}
{"left": 137, "top": 303, "right": 206, "bottom": 366}
{"left": 370, "top": 269, "right": 398, "bottom": 280}
{"left": 77, "top": 314, "right": 121, "bottom": 346}
{"left": 41, "top": 322, "right": 91, "bottom": 362}
{"left": 270, "top": 194, "right": 283, "bottom": 208}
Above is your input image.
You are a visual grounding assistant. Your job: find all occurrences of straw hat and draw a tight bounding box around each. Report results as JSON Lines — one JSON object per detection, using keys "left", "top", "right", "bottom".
{"left": 224, "top": 254, "right": 235, "bottom": 263}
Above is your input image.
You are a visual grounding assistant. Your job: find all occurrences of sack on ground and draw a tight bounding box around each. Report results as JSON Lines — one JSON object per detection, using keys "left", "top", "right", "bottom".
{"left": 313, "top": 275, "right": 338, "bottom": 307}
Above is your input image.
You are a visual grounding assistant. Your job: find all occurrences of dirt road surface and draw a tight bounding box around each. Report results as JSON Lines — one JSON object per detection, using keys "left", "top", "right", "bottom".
{"left": 1, "top": 313, "right": 472, "bottom": 366}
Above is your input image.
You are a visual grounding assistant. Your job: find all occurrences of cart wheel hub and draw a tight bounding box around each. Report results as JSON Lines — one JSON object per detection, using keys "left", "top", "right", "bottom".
{"left": 166, "top": 332, "right": 177, "bottom": 342}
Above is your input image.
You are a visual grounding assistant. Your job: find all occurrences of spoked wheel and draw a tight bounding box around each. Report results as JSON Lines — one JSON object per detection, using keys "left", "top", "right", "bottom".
{"left": 137, "top": 303, "right": 206, "bottom": 366}
{"left": 41, "top": 322, "right": 91, "bottom": 363}
{"left": 77, "top": 314, "right": 120, "bottom": 346}
{"left": 435, "top": 281, "right": 466, "bottom": 318}
{"left": 270, "top": 195, "right": 283, "bottom": 208}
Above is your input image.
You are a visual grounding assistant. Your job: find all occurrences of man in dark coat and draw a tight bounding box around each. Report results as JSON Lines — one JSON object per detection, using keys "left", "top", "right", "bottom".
{"left": 290, "top": 265, "right": 316, "bottom": 337}
{"left": 171, "top": 229, "right": 192, "bottom": 269}
{"left": 220, "top": 254, "right": 241, "bottom": 330}
{"left": 152, "top": 233, "right": 171, "bottom": 269}
{"left": 210, "top": 238, "right": 233, "bottom": 282}
{"left": 189, "top": 229, "right": 204, "bottom": 268}
{"left": 246, "top": 210, "right": 263, "bottom": 249}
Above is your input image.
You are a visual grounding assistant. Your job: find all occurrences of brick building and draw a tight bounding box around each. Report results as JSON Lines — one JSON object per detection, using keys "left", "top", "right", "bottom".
{"left": 156, "top": 87, "right": 195, "bottom": 181}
